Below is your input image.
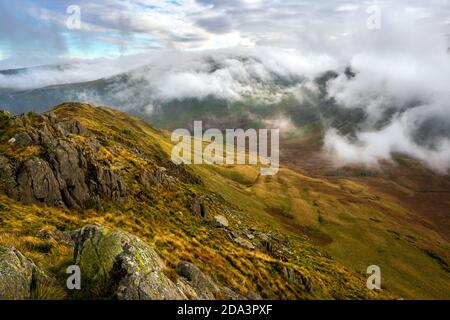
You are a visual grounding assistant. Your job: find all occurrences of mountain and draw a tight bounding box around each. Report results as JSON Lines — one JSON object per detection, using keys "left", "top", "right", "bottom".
{"left": 0, "top": 102, "right": 393, "bottom": 300}
{"left": 0, "top": 102, "right": 449, "bottom": 299}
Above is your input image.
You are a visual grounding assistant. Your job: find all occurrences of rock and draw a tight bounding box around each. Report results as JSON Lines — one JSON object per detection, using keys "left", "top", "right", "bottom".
{"left": 233, "top": 237, "right": 255, "bottom": 250}
{"left": 192, "top": 197, "right": 208, "bottom": 218}
{"left": 73, "top": 224, "right": 186, "bottom": 300}
{"left": 19, "top": 114, "right": 31, "bottom": 126}
{"left": 46, "top": 141, "right": 92, "bottom": 208}
{"left": 140, "top": 167, "right": 176, "bottom": 189}
{"left": 0, "top": 156, "right": 15, "bottom": 191}
{"left": 218, "top": 287, "right": 246, "bottom": 300}
{"left": 261, "top": 240, "right": 274, "bottom": 253}
{"left": 282, "top": 266, "right": 314, "bottom": 293}
{"left": 4, "top": 135, "right": 126, "bottom": 209}
{"left": 12, "top": 157, "right": 64, "bottom": 207}
{"left": 12, "top": 132, "right": 33, "bottom": 147}
{"left": 211, "top": 215, "right": 229, "bottom": 228}
{"left": 0, "top": 246, "right": 44, "bottom": 300}
{"left": 57, "top": 120, "right": 89, "bottom": 136}
{"left": 176, "top": 261, "right": 218, "bottom": 299}
{"left": 90, "top": 165, "right": 126, "bottom": 202}
{"left": 282, "top": 266, "right": 296, "bottom": 283}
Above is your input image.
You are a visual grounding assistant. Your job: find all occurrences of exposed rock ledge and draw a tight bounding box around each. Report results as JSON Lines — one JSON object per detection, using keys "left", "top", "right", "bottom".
{"left": 72, "top": 224, "right": 247, "bottom": 300}
{"left": 0, "top": 112, "right": 126, "bottom": 210}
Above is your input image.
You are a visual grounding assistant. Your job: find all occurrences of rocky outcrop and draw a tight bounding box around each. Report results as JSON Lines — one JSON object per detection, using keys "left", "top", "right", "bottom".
{"left": 1, "top": 112, "right": 126, "bottom": 209}
{"left": 73, "top": 224, "right": 186, "bottom": 300}
{"left": 139, "top": 167, "right": 176, "bottom": 189}
{"left": 211, "top": 215, "right": 229, "bottom": 228}
{"left": 0, "top": 246, "right": 45, "bottom": 300}
{"left": 57, "top": 120, "right": 90, "bottom": 136}
{"left": 12, "top": 157, "right": 64, "bottom": 207}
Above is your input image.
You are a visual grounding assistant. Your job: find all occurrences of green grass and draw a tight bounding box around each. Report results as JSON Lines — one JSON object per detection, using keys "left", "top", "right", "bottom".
{"left": 0, "top": 102, "right": 394, "bottom": 300}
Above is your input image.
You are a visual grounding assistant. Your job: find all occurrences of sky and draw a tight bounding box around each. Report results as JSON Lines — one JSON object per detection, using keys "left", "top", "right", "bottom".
{"left": 1, "top": 0, "right": 450, "bottom": 172}
{"left": 1, "top": 0, "right": 449, "bottom": 68}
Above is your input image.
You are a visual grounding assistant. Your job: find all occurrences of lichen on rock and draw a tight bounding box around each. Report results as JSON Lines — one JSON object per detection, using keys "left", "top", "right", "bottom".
{"left": 73, "top": 224, "right": 186, "bottom": 300}
{"left": 0, "top": 246, "right": 45, "bottom": 300}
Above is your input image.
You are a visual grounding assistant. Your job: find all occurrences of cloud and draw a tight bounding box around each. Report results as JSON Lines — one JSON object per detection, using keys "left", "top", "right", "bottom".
{"left": 0, "top": 54, "right": 153, "bottom": 90}
{"left": 1, "top": 0, "right": 450, "bottom": 173}
{"left": 88, "top": 47, "right": 338, "bottom": 108}
{"left": 322, "top": 5, "right": 450, "bottom": 172}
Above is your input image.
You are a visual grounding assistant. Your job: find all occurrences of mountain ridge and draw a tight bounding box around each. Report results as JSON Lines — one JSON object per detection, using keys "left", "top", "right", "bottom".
{"left": 0, "top": 102, "right": 394, "bottom": 300}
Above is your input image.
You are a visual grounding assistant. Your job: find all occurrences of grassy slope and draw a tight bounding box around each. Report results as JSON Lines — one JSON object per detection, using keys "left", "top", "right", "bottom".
{"left": 0, "top": 103, "right": 389, "bottom": 300}
{"left": 206, "top": 124, "right": 450, "bottom": 299}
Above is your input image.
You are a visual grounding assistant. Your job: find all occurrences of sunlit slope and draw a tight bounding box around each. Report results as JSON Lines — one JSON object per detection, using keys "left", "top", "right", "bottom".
{"left": 0, "top": 102, "right": 389, "bottom": 300}
{"left": 204, "top": 158, "right": 450, "bottom": 299}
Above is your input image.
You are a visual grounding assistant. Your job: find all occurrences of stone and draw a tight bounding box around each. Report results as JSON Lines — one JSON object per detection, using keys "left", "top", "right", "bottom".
{"left": 0, "top": 155, "right": 15, "bottom": 191}
{"left": 282, "top": 266, "right": 314, "bottom": 293}
{"left": 12, "top": 132, "right": 33, "bottom": 147}
{"left": 12, "top": 157, "right": 64, "bottom": 207}
{"left": 176, "top": 261, "right": 218, "bottom": 300}
{"left": 0, "top": 246, "right": 43, "bottom": 300}
{"left": 73, "top": 224, "right": 186, "bottom": 300}
{"left": 211, "top": 215, "right": 229, "bottom": 228}
{"left": 57, "top": 120, "right": 89, "bottom": 136}
{"left": 233, "top": 237, "right": 255, "bottom": 250}
{"left": 192, "top": 197, "right": 208, "bottom": 218}
{"left": 261, "top": 240, "right": 274, "bottom": 253}
{"left": 140, "top": 167, "right": 176, "bottom": 189}
{"left": 3, "top": 130, "right": 126, "bottom": 209}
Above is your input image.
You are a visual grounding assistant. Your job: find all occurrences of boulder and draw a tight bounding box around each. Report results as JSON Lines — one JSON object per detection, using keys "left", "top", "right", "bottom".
{"left": 211, "top": 215, "right": 229, "bottom": 228}
{"left": 12, "top": 132, "right": 33, "bottom": 147}
{"left": 73, "top": 224, "right": 186, "bottom": 300}
{"left": 233, "top": 237, "right": 255, "bottom": 250}
{"left": 140, "top": 167, "right": 176, "bottom": 189}
{"left": 0, "top": 246, "right": 43, "bottom": 300}
{"left": 176, "top": 261, "right": 218, "bottom": 299}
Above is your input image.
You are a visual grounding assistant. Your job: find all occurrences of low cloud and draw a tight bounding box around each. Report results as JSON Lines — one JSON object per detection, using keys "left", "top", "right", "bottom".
{"left": 323, "top": 8, "right": 450, "bottom": 173}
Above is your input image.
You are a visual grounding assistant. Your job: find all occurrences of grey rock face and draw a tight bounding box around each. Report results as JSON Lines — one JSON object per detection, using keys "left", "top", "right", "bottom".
{"left": 57, "top": 120, "right": 90, "bottom": 136}
{"left": 1, "top": 112, "right": 126, "bottom": 209}
{"left": 0, "top": 246, "right": 43, "bottom": 300}
{"left": 73, "top": 224, "right": 186, "bottom": 300}
{"left": 13, "top": 157, "right": 64, "bottom": 207}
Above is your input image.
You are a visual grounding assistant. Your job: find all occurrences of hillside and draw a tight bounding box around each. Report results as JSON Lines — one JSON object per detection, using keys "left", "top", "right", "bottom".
{"left": 0, "top": 102, "right": 396, "bottom": 300}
